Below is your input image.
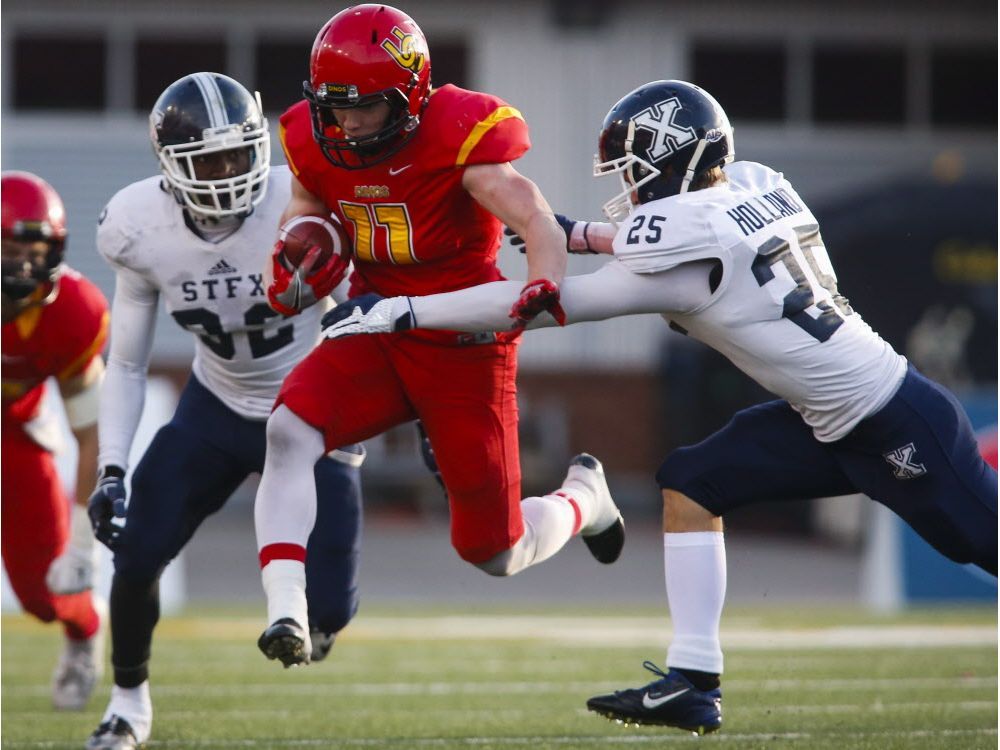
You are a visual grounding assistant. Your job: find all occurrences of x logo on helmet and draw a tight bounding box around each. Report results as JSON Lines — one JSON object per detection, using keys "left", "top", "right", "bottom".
{"left": 382, "top": 27, "right": 426, "bottom": 73}
{"left": 632, "top": 98, "right": 697, "bottom": 163}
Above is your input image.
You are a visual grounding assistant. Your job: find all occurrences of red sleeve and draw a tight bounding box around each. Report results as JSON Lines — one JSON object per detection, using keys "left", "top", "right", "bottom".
{"left": 48, "top": 271, "right": 109, "bottom": 382}
{"left": 427, "top": 86, "right": 531, "bottom": 168}
{"left": 279, "top": 101, "right": 326, "bottom": 199}
{"left": 453, "top": 102, "right": 530, "bottom": 167}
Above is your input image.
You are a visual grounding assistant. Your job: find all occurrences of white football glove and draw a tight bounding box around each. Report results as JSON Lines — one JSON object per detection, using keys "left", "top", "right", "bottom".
{"left": 321, "top": 294, "right": 414, "bottom": 340}
{"left": 46, "top": 505, "right": 98, "bottom": 594}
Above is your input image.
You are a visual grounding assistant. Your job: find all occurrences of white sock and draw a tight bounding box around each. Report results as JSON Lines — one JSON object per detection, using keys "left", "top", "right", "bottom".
{"left": 519, "top": 494, "right": 578, "bottom": 567}
{"left": 664, "top": 531, "right": 726, "bottom": 675}
{"left": 104, "top": 681, "right": 152, "bottom": 742}
{"left": 262, "top": 559, "right": 308, "bottom": 628}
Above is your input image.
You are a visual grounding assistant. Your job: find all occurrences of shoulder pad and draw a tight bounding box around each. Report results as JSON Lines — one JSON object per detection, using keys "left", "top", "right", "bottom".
{"left": 96, "top": 177, "right": 176, "bottom": 268}
{"left": 424, "top": 85, "right": 530, "bottom": 167}
{"left": 278, "top": 102, "right": 315, "bottom": 176}
{"left": 723, "top": 161, "right": 785, "bottom": 193}
{"left": 612, "top": 198, "right": 725, "bottom": 274}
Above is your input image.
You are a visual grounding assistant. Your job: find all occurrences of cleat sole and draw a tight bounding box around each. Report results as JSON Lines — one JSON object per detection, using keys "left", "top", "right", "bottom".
{"left": 257, "top": 622, "right": 310, "bottom": 668}
{"left": 583, "top": 517, "right": 625, "bottom": 564}
{"left": 587, "top": 707, "right": 720, "bottom": 734}
{"left": 260, "top": 634, "right": 308, "bottom": 668}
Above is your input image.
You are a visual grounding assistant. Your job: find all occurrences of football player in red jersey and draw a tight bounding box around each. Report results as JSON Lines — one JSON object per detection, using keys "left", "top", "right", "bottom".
{"left": 1, "top": 171, "right": 108, "bottom": 709}
{"left": 255, "top": 3, "right": 625, "bottom": 666}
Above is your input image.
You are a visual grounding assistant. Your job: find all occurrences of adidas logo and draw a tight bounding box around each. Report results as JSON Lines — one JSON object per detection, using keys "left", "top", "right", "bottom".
{"left": 207, "top": 259, "right": 239, "bottom": 275}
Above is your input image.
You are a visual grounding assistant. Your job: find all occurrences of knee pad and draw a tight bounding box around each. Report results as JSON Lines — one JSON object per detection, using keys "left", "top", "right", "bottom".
{"left": 307, "top": 592, "right": 359, "bottom": 635}
{"left": 469, "top": 531, "right": 536, "bottom": 577}
{"left": 266, "top": 406, "right": 324, "bottom": 463}
{"left": 472, "top": 548, "right": 518, "bottom": 577}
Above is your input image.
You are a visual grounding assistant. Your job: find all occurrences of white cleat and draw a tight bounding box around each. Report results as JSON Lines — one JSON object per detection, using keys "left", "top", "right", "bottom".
{"left": 52, "top": 599, "right": 105, "bottom": 711}
{"left": 85, "top": 715, "right": 139, "bottom": 750}
{"left": 563, "top": 453, "right": 625, "bottom": 564}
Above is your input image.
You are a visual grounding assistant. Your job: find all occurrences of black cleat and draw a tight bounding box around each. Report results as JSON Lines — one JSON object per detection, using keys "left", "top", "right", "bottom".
{"left": 310, "top": 630, "right": 336, "bottom": 663}
{"left": 587, "top": 661, "right": 722, "bottom": 734}
{"left": 583, "top": 518, "right": 626, "bottom": 564}
{"left": 257, "top": 617, "right": 310, "bottom": 668}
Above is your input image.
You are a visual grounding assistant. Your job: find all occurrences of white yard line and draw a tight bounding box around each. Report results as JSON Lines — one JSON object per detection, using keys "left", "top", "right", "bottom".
{"left": 9, "top": 701, "right": 995, "bottom": 722}
{"left": 6, "top": 675, "right": 996, "bottom": 698}
{"left": 344, "top": 616, "right": 997, "bottom": 648}
{"left": 141, "top": 614, "right": 998, "bottom": 648}
{"left": 3, "top": 728, "right": 997, "bottom": 748}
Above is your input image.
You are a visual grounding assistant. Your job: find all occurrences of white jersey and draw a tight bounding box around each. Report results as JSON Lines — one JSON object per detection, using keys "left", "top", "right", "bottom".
{"left": 97, "top": 166, "right": 324, "bottom": 421}
{"left": 613, "top": 161, "right": 907, "bottom": 441}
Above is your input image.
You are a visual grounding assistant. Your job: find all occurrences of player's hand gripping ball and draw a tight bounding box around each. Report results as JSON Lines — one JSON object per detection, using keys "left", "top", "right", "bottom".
{"left": 266, "top": 215, "right": 351, "bottom": 315}
{"left": 278, "top": 215, "right": 346, "bottom": 270}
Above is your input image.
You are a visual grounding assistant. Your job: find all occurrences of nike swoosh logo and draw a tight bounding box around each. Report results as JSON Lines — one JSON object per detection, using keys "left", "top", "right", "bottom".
{"left": 641, "top": 688, "right": 689, "bottom": 709}
{"left": 388, "top": 165, "right": 412, "bottom": 176}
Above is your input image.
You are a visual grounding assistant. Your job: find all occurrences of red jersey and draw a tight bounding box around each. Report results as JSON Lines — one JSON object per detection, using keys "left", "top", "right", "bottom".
{"left": 1, "top": 268, "right": 109, "bottom": 426}
{"left": 280, "top": 84, "right": 530, "bottom": 299}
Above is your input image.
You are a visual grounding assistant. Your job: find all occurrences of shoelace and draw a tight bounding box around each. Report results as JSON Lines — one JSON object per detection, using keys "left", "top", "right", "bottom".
{"left": 640, "top": 660, "right": 672, "bottom": 684}
{"left": 613, "top": 660, "right": 674, "bottom": 696}
{"left": 95, "top": 717, "right": 135, "bottom": 738}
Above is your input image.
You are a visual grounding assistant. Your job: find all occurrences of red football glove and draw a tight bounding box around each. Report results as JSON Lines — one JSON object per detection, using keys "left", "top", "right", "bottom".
{"left": 508, "top": 279, "right": 567, "bottom": 330}
{"left": 265, "top": 240, "right": 348, "bottom": 316}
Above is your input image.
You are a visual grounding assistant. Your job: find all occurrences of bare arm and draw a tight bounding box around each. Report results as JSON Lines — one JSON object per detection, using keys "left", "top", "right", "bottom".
{"left": 58, "top": 357, "right": 104, "bottom": 506}
{"left": 579, "top": 222, "right": 617, "bottom": 254}
{"left": 280, "top": 174, "right": 329, "bottom": 226}
{"left": 462, "top": 162, "right": 566, "bottom": 284}
{"left": 46, "top": 356, "right": 105, "bottom": 592}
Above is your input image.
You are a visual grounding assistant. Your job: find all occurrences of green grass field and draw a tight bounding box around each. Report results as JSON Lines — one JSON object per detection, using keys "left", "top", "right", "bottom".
{"left": 2, "top": 605, "right": 996, "bottom": 749}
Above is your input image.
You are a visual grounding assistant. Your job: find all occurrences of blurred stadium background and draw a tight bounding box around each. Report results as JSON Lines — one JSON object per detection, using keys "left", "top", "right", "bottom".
{"left": 1, "top": 0, "right": 996, "bottom": 613}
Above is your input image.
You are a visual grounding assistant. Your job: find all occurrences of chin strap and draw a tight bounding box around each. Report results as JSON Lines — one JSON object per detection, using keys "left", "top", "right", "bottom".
{"left": 679, "top": 138, "right": 709, "bottom": 195}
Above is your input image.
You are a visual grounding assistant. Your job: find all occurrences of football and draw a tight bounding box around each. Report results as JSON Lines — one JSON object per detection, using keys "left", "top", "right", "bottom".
{"left": 278, "top": 214, "right": 350, "bottom": 271}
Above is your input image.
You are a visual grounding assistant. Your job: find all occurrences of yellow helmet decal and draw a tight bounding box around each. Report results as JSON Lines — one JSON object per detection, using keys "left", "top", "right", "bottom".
{"left": 382, "top": 27, "right": 426, "bottom": 73}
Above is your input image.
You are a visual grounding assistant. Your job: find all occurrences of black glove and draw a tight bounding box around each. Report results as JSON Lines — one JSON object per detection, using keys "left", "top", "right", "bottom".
{"left": 504, "top": 213, "right": 599, "bottom": 255}
{"left": 88, "top": 466, "right": 127, "bottom": 549}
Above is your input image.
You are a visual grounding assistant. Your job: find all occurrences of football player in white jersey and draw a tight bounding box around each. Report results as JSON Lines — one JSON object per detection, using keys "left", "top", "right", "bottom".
{"left": 84, "top": 73, "right": 364, "bottom": 750}
{"left": 319, "top": 79, "right": 998, "bottom": 735}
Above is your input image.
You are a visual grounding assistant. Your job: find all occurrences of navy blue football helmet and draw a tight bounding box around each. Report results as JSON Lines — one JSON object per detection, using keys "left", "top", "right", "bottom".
{"left": 149, "top": 72, "right": 270, "bottom": 219}
{"left": 595, "top": 80, "right": 734, "bottom": 221}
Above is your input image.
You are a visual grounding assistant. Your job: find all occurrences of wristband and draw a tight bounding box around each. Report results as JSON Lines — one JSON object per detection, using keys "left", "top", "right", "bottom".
{"left": 568, "top": 221, "right": 591, "bottom": 252}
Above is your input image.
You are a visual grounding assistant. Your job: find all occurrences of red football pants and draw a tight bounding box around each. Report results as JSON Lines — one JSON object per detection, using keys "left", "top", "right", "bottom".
{"left": 277, "top": 332, "right": 524, "bottom": 563}
{"left": 1, "top": 424, "right": 99, "bottom": 640}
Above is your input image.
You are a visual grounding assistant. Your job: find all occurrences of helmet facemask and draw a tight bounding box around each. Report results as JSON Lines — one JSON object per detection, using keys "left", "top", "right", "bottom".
{"left": 1, "top": 238, "right": 62, "bottom": 303}
{"left": 304, "top": 80, "right": 420, "bottom": 169}
{"left": 155, "top": 120, "right": 270, "bottom": 220}
{"left": 594, "top": 150, "right": 662, "bottom": 225}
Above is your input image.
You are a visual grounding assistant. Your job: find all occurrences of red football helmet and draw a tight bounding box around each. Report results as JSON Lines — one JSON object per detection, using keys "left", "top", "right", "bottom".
{"left": 304, "top": 4, "right": 432, "bottom": 169}
{"left": 1, "top": 171, "right": 67, "bottom": 301}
